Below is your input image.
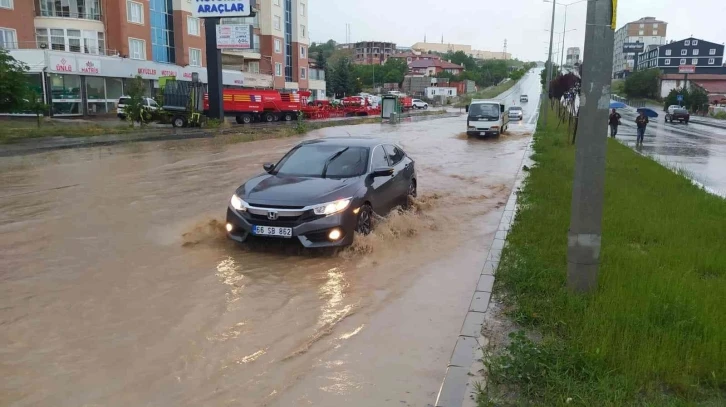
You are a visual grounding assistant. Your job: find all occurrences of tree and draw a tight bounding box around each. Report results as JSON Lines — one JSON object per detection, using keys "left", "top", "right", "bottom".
{"left": 124, "top": 75, "right": 151, "bottom": 126}
{"left": 623, "top": 68, "right": 660, "bottom": 99}
{"left": 26, "top": 91, "right": 49, "bottom": 128}
{"left": 330, "top": 57, "right": 357, "bottom": 98}
{"left": 540, "top": 64, "right": 560, "bottom": 88}
{"left": 315, "top": 51, "right": 326, "bottom": 70}
{"left": 663, "top": 86, "right": 710, "bottom": 113}
{"left": 0, "top": 49, "right": 31, "bottom": 113}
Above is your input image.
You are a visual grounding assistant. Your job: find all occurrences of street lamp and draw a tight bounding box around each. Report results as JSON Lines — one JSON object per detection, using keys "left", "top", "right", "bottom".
{"left": 544, "top": 0, "right": 589, "bottom": 69}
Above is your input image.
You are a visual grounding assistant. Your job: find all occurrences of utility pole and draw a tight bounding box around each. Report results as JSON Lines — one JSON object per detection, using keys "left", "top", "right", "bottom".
{"left": 544, "top": 0, "right": 557, "bottom": 126}
{"left": 560, "top": 10, "right": 568, "bottom": 68}
{"left": 567, "top": 0, "right": 615, "bottom": 293}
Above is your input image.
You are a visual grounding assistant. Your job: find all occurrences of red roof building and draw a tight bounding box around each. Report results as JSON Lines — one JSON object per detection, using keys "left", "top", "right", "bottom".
{"left": 408, "top": 60, "right": 465, "bottom": 76}
{"left": 389, "top": 52, "right": 442, "bottom": 65}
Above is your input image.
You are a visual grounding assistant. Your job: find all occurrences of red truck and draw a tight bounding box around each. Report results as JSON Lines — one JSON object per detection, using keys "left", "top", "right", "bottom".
{"left": 203, "top": 89, "right": 301, "bottom": 124}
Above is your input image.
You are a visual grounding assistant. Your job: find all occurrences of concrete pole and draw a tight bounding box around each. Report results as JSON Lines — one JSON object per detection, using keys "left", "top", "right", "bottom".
{"left": 560, "top": 9, "right": 567, "bottom": 68}
{"left": 567, "top": 0, "right": 614, "bottom": 293}
{"left": 544, "top": 0, "right": 557, "bottom": 125}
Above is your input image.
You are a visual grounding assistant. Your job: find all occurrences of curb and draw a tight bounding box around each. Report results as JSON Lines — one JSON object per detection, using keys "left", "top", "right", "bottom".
{"left": 434, "top": 126, "right": 536, "bottom": 407}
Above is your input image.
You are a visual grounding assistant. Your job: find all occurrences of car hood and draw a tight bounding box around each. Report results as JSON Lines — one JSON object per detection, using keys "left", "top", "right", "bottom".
{"left": 236, "top": 173, "right": 362, "bottom": 206}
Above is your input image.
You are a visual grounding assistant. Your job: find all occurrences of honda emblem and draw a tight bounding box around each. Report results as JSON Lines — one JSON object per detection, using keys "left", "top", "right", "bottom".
{"left": 267, "top": 211, "right": 279, "bottom": 220}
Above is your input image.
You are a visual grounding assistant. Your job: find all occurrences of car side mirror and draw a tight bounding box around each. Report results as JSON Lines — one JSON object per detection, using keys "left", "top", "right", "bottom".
{"left": 371, "top": 167, "right": 394, "bottom": 177}
{"left": 263, "top": 163, "right": 275, "bottom": 173}
{"left": 465, "top": 104, "right": 469, "bottom": 113}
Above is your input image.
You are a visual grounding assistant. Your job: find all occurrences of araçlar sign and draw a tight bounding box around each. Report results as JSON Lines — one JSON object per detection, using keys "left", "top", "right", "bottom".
{"left": 192, "top": 0, "right": 251, "bottom": 18}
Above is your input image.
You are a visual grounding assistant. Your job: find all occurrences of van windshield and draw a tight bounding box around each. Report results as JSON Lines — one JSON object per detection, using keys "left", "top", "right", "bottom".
{"left": 469, "top": 103, "right": 500, "bottom": 119}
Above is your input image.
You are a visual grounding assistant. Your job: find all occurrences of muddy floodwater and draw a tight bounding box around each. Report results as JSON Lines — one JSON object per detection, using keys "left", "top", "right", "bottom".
{"left": 1, "top": 73, "right": 540, "bottom": 406}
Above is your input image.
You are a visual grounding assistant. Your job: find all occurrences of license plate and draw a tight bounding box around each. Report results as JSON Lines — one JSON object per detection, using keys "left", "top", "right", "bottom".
{"left": 252, "top": 225, "right": 292, "bottom": 238}
{"left": 480, "top": 131, "right": 487, "bottom": 135}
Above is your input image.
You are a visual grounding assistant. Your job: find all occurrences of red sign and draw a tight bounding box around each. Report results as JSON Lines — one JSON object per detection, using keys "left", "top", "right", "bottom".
{"left": 678, "top": 65, "right": 696, "bottom": 74}
{"left": 56, "top": 58, "right": 73, "bottom": 72}
{"left": 80, "top": 60, "right": 99, "bottom": 74}
{"left": 138, "top": 68, "right": 157, "bottom": 76}
{"left": 161, "top": 70, "right": 177, "bottom": 77}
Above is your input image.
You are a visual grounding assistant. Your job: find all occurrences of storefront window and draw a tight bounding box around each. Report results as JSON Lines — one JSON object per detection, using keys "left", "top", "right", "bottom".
{"left": 106, "top": 78, "right": 123, "bottom": 100}
{"left": 85, "top": 76, "right": 105, "bottom": 100}
{"left": 50, "top": 73, "right": 82, "bottom": 115}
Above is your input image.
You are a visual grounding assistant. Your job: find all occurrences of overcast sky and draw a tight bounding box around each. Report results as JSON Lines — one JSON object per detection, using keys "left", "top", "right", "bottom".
{"left": 308, "top": 0, "right": 725, "bottom": 62}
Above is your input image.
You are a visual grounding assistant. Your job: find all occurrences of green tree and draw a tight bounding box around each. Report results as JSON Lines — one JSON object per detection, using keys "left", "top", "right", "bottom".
{"left": 663, "top": 86, "right": 710, "bottom": 113}
{"left": 623, "top": 68, "right": 661, "bottom": 99}
{"left": 124, "top": 75, "right": 150, "bottom": 126}
{"left": 315, "top": 51, "right": 326, "bottom": 70}
{"left": 26, "top": 91, "right": 49, "bottom": 128}
{"left": 0, "top": 49, "right": 31, "bottom": 113}
{"left": 330, "top": 57, "right": 357, "bottom": 98}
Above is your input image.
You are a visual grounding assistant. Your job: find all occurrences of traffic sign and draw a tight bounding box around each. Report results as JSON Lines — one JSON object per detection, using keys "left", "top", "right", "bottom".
{"left": 192, "top": 0, "right": 251, "bottom": 18}
{"left": 677, "top": 94, "right": 683, "bottom": 102}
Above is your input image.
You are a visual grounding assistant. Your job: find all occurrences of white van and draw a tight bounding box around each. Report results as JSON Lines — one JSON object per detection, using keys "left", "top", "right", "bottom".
{"left": 466, "top": 99, "right": 509, "bottom": 136}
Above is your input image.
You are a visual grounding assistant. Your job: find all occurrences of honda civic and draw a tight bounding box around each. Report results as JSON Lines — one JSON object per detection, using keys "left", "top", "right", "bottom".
{"left": 225, "top": 137, "right": 417, "bottom": 248}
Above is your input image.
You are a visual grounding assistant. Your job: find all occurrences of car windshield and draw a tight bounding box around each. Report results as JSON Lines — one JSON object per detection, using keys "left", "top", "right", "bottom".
{"left": 274, "top": 144, "right": 369, "bottom": 178}
{"left": 469, "top": 103, "right": 500, "bottom": 118}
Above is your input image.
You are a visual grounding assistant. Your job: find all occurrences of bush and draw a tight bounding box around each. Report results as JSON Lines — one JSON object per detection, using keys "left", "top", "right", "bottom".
{"left": 624, "top": 69, "right": 660, "bottom": 99}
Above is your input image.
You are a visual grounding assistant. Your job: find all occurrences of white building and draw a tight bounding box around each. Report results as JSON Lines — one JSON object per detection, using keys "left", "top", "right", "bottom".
{"left": 612, "top": 17, "right": 668, "bottom": 78}
{"left": 425, "top": 87, "right": 457, "bottom": 98}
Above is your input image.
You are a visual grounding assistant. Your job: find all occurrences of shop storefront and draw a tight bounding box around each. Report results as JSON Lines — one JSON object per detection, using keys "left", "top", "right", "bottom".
{"left": 8, "top": 50, "right": 274, "bottom": 117}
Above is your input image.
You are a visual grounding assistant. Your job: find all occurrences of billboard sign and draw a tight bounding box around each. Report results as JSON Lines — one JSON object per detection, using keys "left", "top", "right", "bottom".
{"left": 678, "top": 65, "right": 696, "bottom": 74}
{"left": 216, "top": 24, "right": 252, "bottom": 49}
{"left": 192, "top": 0, "right": 251, "bottom": 18}
{"left": 623, "top": 42, "right": 645, "bottom": 53}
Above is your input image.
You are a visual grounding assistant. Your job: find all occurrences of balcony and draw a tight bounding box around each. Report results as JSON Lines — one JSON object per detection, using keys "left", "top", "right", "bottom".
{"left": 39, "top": 10, "right": 102, "bottom": 21}
{"left": 6, "top": 41, "right": 120, "bottom": 57}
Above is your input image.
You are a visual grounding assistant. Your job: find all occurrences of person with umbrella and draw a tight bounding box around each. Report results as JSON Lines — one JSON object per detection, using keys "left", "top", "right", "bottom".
{"left": 608, "top": 108, "right": 622, "bottom": 138}
{"left": 636, "top": 110, "right": 649, "bottom": 145}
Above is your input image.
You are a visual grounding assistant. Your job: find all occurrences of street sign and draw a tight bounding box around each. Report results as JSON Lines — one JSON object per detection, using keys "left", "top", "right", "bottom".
{"left": 216, "top": 24, "right": 252, "bottom": 49}
{"left": 677, "top": 94, "right": 684, "bottom": 102}
{"left": 622, "top": 42, "right": 644, "bottom": 53}
{"left": 192, "top": 0, "right": 251, "bottom": 18}
{"left": 678, "top": 65, "right": 696, "bottom": 74}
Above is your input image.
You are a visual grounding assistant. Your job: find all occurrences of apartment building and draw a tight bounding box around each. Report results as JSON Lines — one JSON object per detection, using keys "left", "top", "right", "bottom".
{"left": 612, "top": 17, "right": 667, "bottom": 78}
{"left": 410, "top": 42, "right": 511, "bottom": 60}
{"left": 0, "top": 0, "right": 318, "bottom": 116}
{"left": 565, "top": 47, "right": 580, "bottom": 67}
{"left": 351, "top": 41, "right": 396, "bottom": 65}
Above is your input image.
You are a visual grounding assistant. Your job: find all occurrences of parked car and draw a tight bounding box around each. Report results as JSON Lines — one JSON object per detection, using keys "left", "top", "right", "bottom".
{"left": 412, "top": 99, "right": 429, "bottom": 109}
{"left": 508, "top": 106, "right": 524, "bottom": 121}
{"left": 117, "top": 96, "right": 159, "bottom": 120}
{"left": 666, "top": 105, "right": 681, "bottom": 114}
{"left": 665, "top": 108, "right": 690, "bottom": 124}
{"left": 520, "top": 95, "right": 529, "bottom": 103}
{"left": 225, "top": 137, "right": 417, "bottom": 248}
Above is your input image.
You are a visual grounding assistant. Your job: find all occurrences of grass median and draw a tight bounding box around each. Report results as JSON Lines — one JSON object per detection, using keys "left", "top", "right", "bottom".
{"left": 479, "top": 107, "right": 726, "bottom": 406}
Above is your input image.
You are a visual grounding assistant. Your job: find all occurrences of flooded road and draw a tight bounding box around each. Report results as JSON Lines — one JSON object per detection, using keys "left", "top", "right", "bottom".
{"left": 0, "top": 71, "right": 541, "bottom": 407}
{"left": 615, "top": 109, "right": 726, "bottom": 196}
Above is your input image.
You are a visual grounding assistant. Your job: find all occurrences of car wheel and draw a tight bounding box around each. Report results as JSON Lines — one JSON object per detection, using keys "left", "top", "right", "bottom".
{"left": 355, "top": 203, "right": 373, "bottom": 235}
{"left": 172, "top": 115, "right": 187, "bottom": 128}
{"left": 242, "top": 114, "right": 253, "bottom": 124}
{"left": 264, "top": 113, "right": 275, "bottom": 122}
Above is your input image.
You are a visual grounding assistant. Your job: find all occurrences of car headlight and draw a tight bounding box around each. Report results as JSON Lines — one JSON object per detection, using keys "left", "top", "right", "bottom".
{"left": 230, "top": 194, "right": 246, "bottom": 211}
{"left": 468, "top": 126, "right": 476, "bottom": 130}
{"left": 313, "top": 198, "right": 352, "bottom": 216}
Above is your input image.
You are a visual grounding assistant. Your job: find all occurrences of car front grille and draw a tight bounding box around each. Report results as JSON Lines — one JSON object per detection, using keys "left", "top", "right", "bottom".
{"left": 241, "top": 210, "right": 322, "bottom": 227}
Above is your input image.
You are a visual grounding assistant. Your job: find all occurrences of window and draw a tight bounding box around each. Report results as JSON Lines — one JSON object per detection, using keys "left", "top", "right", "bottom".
{"left": 371, "top": 146, "right": 389, "bottom": 169}
{"left": 665, "top": 59, "right": 670, "bottom": 65}
{"left": 129, "top": 38, "right": 146, "bottom": 60}
{"left": 692, "top": 58, "right": 698, "bottom": 65}
{"left": 709, "top": 49, "right": 716, "bottom": 55}
{"left": 300, "top": 67, "right": 306, "bottom": 79}
{"left": 693, "top": 49, "right": 699, "bottom": 56}
{"left": 187, "top": 16, "right": 200, "bottom": 36}
{"left": 681, "top": 49, "right": 687, "bottom": 56}
{"left": 0, "top": 28, "right": 17, "bottom": 49}
{"left": 300, "top": 3, "right": 305, "bottom": 16}
{"left": 248, "top": 61, "right": 259, "bottom": 73}
{"left": 680, "top": 59, "right": 686, "bottom": 65}
{"left": 639, "top": 30, "right": 644, "bottom": 36}
{"left": 35, "top": 28, "right": 105, "bottom": 54}
{"left": 0, "top": 0, "right": 12, "bottom": 9}
{"left": 189, "top": 48, "right": 201, "bottom": 67}
{"left": 274, "top": 145, "right": 368, "bottom": 178}
{"left": 274, "top": 15, "right": 281, "bottom": 30}
{"left": 653, "top": 23, "right": 658, "bottom": 28}
{"left": 384, "top": 145, "right": 406, "bottom": 166}
{"left": 709, "top": 58, "right": 715, "bottom": 65}
{"left": 639, "top": 23, "right": 644, "bottom": 28}
{"left": 692, "top": 40, "right": 698, "bottom": 46}
{"left": 684, "top": 40, "right": 690, "bottom": 46}
{"left": 665, "top": 49, "right": 671, "bottom": 56}
{"left": 274, "top": 0, "right": 280, "bottom": 5}
{"left": 275, "top": 62, "right": 282, "bottom": 77}
{"left": 300, "top": 25, "right": 306, "bottom": 38}
{"left": 300, "top": 45, "right": 306, "bottom": 58}
{"left": 274, "top": 38, "right": 281, "bottom": 53}
{"left": 127, "top": 1, "right": 143, "bottom": 24}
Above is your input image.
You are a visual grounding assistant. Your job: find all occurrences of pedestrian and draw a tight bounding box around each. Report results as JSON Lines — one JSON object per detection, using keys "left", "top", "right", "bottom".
{"left": 608, "top": 108, "right": 622, "bottom": 138}
{"left": 635, "top": 111, "right": 649, "bottom": 145}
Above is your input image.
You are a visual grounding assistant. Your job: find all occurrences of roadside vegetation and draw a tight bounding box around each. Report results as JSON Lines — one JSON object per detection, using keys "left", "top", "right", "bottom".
{"left": 479, "top": 107, "right": 726, "bottom": 406}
